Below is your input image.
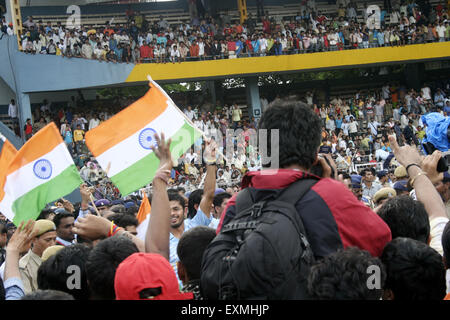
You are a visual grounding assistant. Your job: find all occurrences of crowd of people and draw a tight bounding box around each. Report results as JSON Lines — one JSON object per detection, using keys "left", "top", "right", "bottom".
{"left": 0, "top": 77, "right": 450, "bottom": 300}
{"left": 1, "top": 0, "right": 449, "bottom": 64}
{"left": 1, "top": 1, "right": 450, "bottom": 302}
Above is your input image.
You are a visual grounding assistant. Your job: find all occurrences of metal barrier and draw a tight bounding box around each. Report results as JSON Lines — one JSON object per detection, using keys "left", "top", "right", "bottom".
{"left": 353, "top": 162, "right": 383, "bottom": 174}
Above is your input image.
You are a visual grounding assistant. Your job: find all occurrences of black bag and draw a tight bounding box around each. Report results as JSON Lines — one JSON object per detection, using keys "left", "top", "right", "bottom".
{"left": 200, "top": 178, "right": 318, "bottom": 300}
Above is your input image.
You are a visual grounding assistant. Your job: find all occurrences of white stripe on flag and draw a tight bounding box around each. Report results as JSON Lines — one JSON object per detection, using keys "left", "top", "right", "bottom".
{"left": 136, "top": 214, "right": 150, "bottom": 241}
{"left": 4, "top": 143, "right": 74, "bottom": 200}
{"left": 96, "top": 101, "right": 185, "bottom": 177}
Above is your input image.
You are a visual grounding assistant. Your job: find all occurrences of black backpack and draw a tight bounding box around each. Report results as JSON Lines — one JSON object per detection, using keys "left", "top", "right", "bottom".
{"left": 200, "top": 178, "right": 318, "bottom": 300}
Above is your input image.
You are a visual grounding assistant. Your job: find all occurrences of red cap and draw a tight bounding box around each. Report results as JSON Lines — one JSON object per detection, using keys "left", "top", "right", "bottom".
{"left": 114, "top": 253, "right": 193, "bottom": 300}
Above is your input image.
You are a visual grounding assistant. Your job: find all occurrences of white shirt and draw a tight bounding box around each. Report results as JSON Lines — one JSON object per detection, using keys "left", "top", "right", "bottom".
{"left": 89, "top": 118, "right": 100, "bottom": 131}
{"left": 8, "top": 103, "right": 17, "bottom": 118}
{"left": 349, "top": 121, "right": 358, "bottom": 133}
{"left": 421, "top": 87, "right": 431, "bottom": 100}
{"left": 436, "top": 25, "right": 446, "bottom": 38}
{"left": 184, "top": 109, "right": 195, "bottom": 121}
{"left": 341, "top": 122, "right": 350, "bottom": 135}
{"left": 198, "top": 42, "right": 205, "bottom": 55}
{"left": 368, "top": 121, "right": 380, "bottom": 136}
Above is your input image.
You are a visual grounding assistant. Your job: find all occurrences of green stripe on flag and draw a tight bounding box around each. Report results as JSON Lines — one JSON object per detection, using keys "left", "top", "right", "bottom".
{"left": 111, "top": 122, "right": 202, "bottom": 196}
{"left": 12, "top": 165, "right": 83, "bottom": 225}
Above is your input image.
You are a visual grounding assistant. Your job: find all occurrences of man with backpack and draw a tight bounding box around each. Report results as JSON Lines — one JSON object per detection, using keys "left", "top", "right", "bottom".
{"left": 201, "top": 99, "right": 392, "bottom": 300}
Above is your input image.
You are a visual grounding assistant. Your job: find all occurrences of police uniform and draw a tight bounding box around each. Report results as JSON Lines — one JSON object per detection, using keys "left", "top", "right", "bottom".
{"left": 19, "top": 220, "right": 56, "bottom": 294}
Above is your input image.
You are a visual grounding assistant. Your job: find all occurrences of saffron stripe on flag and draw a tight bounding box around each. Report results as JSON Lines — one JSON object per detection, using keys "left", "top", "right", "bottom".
{"left": 85, "top": 83, "right": 170, "bottom": 157}
{"left": 95, "top": 102, "right": 185, "bottom": 177}
{"left": 3, "top": 143, "right": 78, "bottom": 200}
{"left": 0, "top": 140, "right": 18, "bottom": 202}
{"left": 5, "top": 123, "right": 63, "bottom": 176}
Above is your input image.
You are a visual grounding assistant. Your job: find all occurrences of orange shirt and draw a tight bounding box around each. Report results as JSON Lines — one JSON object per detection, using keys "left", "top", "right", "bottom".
{"left": 104, "top": 28, "right": 115, "bottom": 36}
{"left": 190, "top": 44, "right": 199, "bottom": 57}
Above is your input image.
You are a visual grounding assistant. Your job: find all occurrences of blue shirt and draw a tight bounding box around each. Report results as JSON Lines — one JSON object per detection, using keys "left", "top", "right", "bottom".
{"left": 64, "top": 131, "right": 73, "bottom": 144}
{"left": 335, "top": 119, "right": 343, "bottom": 129}
{"left": 5, "top": 277, "right": 25, "bottom": 300}
{"left": 170, "top": 207, "right": 212, "bottom": 284}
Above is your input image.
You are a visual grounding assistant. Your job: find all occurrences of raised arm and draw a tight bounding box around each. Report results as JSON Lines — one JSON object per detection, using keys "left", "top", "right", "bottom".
{"left": 388, "top": 135, "right": 447, "bottom": 221}
{"left": 145, "top": 132, "right": 173, "bottom": 260}
{"left": 199, "top": 139, "right": 217, "bottom": 218}
{"left": 73, "top": 214, "right": 145, "bottom": 252}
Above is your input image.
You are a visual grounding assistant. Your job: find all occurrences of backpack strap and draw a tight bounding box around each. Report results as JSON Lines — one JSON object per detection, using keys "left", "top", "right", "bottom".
{"left": 276, "top": 178, "right": 319, "bottom": 206}
{"left": 233, "top": 177, "right": 319, "bottom": 219}
{"left": 234, "top": 188, "right": 257, "bottom": 216}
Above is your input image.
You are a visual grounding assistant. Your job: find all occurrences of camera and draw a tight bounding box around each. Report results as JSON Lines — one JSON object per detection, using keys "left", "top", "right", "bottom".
{"left": 422, "top": 142, "right": 449, "bottom": 172}
{"left": 310, "top": 154, "right": 335, "bottom": 178}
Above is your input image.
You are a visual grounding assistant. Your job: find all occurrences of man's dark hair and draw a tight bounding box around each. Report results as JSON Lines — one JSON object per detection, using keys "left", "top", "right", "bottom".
{"left": 187, "top": 189, "right": 203, "bottom": 219}
{"left": 86, "top": 236, "right": 139, "bottom": 300}
{"left": 377, "top": 195, "right": 430, "bottom": 243}
{"left": 107, "top": 212, "right": 138, "bottom": 229}
{"left": 380, "top": 237, "right": 446, "bottom": 300}
{"left": 168, "top": 190, "right": 186, "bottom": 207}
{"left": 258, "top": 100, "right": 322, "bottom": 169}
{"left": 177, "top": 226, "right": 217, "bottom": 281}
{"left": 307, "top": 247, "right": 385, "bottom": 300}
{"left": 53, "top": 211, "right": 74, "bottom": 229}
{"left": 0, "top": 221, "right": 7, "bottom": 235}
{"left": 21, "top": 289, "right": 74, "bottom": 300}
{"left": 36, "top": 209, "right": 53, "bottom": 220}
{"left": 213, "top": 192, "right": 232, "bottom": 208}
{"left": 37, "top": 244, "right": 91, "bottom": 300}
{"left": 126, "top": 205, "right": 138, "bottom": 216}
{"left": 110, "top": 204, "right": 126, "bottom": 214}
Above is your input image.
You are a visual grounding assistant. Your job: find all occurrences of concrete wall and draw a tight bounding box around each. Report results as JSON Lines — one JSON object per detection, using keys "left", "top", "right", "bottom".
{"left": 0, "top": 77, "right": 98, "bottom": 114}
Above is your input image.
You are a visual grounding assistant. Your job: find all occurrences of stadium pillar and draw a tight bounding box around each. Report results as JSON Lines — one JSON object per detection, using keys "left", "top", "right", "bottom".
{"left": 206, "top": 80, "right": 216, "bottom": 107}
{"left": 214, "top": 80, "right": 224, "bottom": 106}
{"left": 5, "top": 0, "right": 12, "bottom": 25}
{"left": 237, "top": 0, "right": 248, "bottom": 24}
{"left": 245, "top": 77, "right": 262, "bottom": 120}
{"left": 17, "top": 92, "right": 32, "bottom": 142}
{"left": 404, "top": 64, "right": 422, "bottom": 91}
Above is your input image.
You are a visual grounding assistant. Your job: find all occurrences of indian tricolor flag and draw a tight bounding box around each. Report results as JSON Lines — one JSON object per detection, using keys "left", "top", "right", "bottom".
{"left": 0, "top": 123, "right": 83, "bottom": 225}
{"left": 136, "top": 191, "right": 151, "bottom": 241}
{"left": 0, "top": 139, "right": 18, "bottom": 212}
{"left": 85, "top": 78, "right": 203, "bottom": 196}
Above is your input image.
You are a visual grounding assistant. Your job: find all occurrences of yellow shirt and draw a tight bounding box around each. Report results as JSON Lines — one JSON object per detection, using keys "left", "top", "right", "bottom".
{"left": 73, "top": 129, "right": 84, "bottom": 142}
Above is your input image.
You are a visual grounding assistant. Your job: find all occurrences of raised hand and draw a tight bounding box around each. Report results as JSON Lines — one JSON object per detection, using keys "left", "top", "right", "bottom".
{"left": 6, "top": 220, "right": 37, "bottom": 254}
{"left": 73, "top": 214, "right": 110, "bottom": 240}
{"left": 151, "top": 132, "right": 173, "bottom": 171}
{"left": 388, "top": 135, "right": 422, "bottom": 168}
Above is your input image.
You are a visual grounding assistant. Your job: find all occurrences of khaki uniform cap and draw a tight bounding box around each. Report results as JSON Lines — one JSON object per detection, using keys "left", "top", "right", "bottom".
{"left": 41, "top": 245, "right": 64, "bottom": 261}
{"left": 33, "top": 219, "right": 56, "bottom": 237}
{"left": 373, "top": 187, "right": 397, "bottom": 204}
{"left": 394, "top": 166, "right": 407, "bottom": 178}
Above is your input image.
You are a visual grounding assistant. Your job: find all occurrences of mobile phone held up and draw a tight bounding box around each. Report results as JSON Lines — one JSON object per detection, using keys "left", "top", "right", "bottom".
{"left": 422, "top": 142, "right": 449, "bottom": 173}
